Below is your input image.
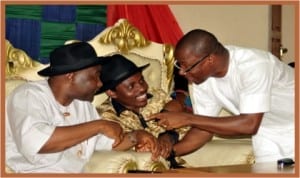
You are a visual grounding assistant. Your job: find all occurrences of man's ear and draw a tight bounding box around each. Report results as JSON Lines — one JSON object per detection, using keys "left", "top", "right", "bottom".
{"left": 65, "top": 72, "right": 74, "bottom": 81}
{"left": 208, "top": 55, "right": 214, "bottom": 63}
{"left": 106, "top": 89, "right": 117, "bottom": 98}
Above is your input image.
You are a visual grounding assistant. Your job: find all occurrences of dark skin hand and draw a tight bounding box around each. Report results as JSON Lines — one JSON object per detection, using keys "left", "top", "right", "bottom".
{"left": 148, "top": 111, "right": 264, "bottom": 136}
{"left": 132, "top": 130, "right": 161, "bottom": 160}
{"left": 157, "top": 134, "right": 174, "bottom": 158}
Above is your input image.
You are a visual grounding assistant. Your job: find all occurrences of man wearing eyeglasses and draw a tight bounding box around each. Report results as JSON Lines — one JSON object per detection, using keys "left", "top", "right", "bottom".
{"left": 149, "top": 29, "right": 294, "bottom": 163}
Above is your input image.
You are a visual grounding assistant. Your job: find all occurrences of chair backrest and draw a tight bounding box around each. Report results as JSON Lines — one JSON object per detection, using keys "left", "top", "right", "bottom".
{"left": 87, "top": 19, "right": 175, "bottom": 107}
{"left": 5, "top": 40, "right": 46, "bottom": 96}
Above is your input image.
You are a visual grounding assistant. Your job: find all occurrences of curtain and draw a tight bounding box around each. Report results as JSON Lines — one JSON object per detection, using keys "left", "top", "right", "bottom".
{"left": 107, "top": 5, "right": 183, "bottom": 46}
{"left": 6, "top": 4, "right": 184, "bottom": 63}
{"left": 6, "top": 5, "right": 107, "bottom": 63}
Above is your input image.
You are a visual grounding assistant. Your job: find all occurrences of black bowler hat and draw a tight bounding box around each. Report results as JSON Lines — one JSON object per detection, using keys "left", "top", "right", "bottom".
{"left": 97, "top": 54, "right": 150, "bottom": 94}
{"left": 38, "top": 42, "right": 105, "bottom": 76}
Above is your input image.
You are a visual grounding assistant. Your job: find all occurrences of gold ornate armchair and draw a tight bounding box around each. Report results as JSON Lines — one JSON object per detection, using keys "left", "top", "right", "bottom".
{"left": 5, "top": 40, "right": 46, "bottom": 96}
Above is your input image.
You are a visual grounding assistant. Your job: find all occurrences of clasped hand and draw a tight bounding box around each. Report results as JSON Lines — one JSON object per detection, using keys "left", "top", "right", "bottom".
{"left": 134, "top": 130, "right": 161, "bottom": 160}
{"left": 134, "top": 130, "right": 175, "bottom": 160}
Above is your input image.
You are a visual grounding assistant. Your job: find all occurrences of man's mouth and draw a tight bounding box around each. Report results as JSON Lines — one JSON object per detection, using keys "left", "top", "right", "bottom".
{"left": 136, "top": 93, "right": 147, "bottom": 102}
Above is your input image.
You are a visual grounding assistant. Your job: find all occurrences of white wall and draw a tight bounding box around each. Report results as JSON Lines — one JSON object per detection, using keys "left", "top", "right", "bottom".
{"left": 282, "top": 5, "right": 295, "bottom": 64}
{"left": 169, "top": 5, "right": 295, "bottom": 64}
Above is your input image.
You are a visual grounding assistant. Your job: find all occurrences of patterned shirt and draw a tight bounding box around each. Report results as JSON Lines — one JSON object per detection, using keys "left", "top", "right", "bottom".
{"left": 97, "top": 88, "right": 189, "bottom": 138}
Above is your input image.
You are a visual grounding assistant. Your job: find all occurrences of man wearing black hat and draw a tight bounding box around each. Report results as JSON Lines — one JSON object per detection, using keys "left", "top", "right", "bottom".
{"left": 6, "top": 42, "right": 159, "bottom": 173}
{"left": 97, "top": 54, "right": 189, "bottom": 168}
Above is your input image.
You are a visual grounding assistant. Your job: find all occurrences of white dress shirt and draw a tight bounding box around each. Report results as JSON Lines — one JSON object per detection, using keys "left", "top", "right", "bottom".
{"left": 6, "top": 80, "right": 114, "bottom": 173}
{"left": 190, "top": 45, "right": 294, "bottom": 163}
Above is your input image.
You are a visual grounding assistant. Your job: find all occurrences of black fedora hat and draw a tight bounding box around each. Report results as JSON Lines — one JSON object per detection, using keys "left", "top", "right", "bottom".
{"left": 97, "top": 54, "right": 150, "bottom": 94}
{"left": 38, "top": 42, "right": 105, "bottom": 76}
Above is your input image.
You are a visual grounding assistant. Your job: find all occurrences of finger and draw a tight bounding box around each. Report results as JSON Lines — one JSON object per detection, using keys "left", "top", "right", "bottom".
{"left": 164, "top": 149, "right": 170, "bottom": 158}
{"left": 119, "top": 132, "right": 125, "bottom": 141}
{"left": 163, "top": 144, "right": 172, "bottom": 158}
{"left": 112, "top": 137, "right": 121, "bottom": 148}
{"left": 157, "top": 120, "right": 166, "bottom": 126}
{"left": 113, "top": 132, "right": 124, "bottom": 147}
{"left": 136, "top": 144, "right": 147, "bottom": 152}
{"left": 158, "top": 120, "right": 169, "bottom": 129}
{"left": 149, "top": 138, "right": 159, "bottom": 155}
{"left": 160, "top": 146, "right": 167, "bottom": 158}
{"left": 151, "top": 147, "right": 161, "bottom": 161}
{"left": 161, "top": 124, "right": 168, "bottom": 129}
{"left": 137, "top": 147, "right": 148, "bottom": 152}
{"left": 165, "top": 126, "right": 173, "bottom": 130}
{"left": 149, "top": 139, "right": 157, "bottom": 152}
{"left": 147, "top": 113, "right": 162, "bottom": 120}
{"left": 136, "top": 143, "right": 146, "bottom": 150}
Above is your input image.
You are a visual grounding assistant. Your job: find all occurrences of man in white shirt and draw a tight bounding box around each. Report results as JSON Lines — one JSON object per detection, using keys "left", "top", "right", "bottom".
{"left": 149, "top": 29, "right": 294, "bottom": 163}
{"left": 6, "top": 42, "right": 159, "bottom": 173}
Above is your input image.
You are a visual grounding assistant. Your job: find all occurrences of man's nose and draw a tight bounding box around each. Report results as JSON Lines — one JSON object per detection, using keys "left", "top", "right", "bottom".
{"left": 97, "top": 79, "right": 103, "bottom": 89}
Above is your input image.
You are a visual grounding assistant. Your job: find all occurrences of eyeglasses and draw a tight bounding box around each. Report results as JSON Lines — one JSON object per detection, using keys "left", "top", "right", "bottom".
{"left": 174, "top": 54, "right": 210, "bottom": 73}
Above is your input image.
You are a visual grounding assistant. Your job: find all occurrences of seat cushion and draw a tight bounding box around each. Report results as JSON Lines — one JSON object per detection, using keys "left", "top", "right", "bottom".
{"left": 181, "top": 138, "right": 255, "bottom": 167}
